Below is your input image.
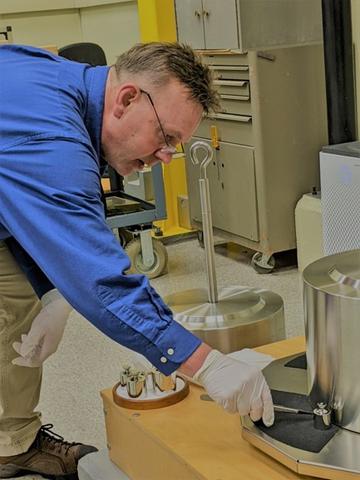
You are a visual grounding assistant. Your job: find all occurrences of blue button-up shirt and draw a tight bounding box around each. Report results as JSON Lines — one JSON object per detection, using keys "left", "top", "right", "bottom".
{"left": 0, "top": 44, "right": 201, "bottom": 373}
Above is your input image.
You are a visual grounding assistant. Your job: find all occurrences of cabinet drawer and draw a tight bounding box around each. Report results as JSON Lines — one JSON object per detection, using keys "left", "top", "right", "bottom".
{"left": 195, "top": 114, "right": 254, "bottom": 146}
{"left": 210, "top": 65, "right": 249, "bottom": 81}
{"left": 200, "top": 53, "right": 248, "bottom": 67}
{"left": 219, "top": 94, "right": 251, "bottom": 116}
{"left": 214, "top": 79, "right": 250, "bottom": 96}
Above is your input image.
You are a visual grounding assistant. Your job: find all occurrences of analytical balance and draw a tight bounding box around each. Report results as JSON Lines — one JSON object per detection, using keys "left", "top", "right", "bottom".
{"left": 242, "top": 249, "right": 360, "bottom": 479}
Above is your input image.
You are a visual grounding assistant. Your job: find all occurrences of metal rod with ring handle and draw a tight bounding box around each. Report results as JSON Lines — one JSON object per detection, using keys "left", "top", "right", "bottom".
{"left": 189, "top": 141, "right": 218, "bottom": 304}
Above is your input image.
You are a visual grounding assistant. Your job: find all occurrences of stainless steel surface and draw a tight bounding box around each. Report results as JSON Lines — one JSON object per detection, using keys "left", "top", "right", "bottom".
{"left": 165, "top": 286, "right": 285, "bottom": 353}
{"left": 190, "top": 141, "right": 218, "bottom": 303}
{"left": 242, "top": 355, "right": 360, "bottom": 476}
{"left": 303, "top": 249, "right": 360, "bottom": 433}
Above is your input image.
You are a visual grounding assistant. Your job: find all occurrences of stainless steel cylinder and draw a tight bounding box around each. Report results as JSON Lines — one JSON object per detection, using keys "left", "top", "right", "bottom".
{"left": 313, "top": 402, "right": 332, "bottom": 430}
{"left": 120, "top": 368, "right": 130, "bottom": 387}
{"left": 199, "top": 177, "right": 218, "bottom": 303}
{"left": 126, "top": 374, "right": 145, "bottom": 398}
{"left": 303, "top": 249, "right": 360, "bottom": 432}
{"left": 153, "top": 370, "right": 176, "bottom": 392}
{"left": 189, "top": 141, "right": 218, "bottom": 304}
{"left": 165, "top": 286, "right": 285, "bottom": 353}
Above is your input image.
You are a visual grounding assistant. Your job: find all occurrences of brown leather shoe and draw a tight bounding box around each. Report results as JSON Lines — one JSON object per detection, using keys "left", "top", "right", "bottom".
{"left": 0, "top": 424, "right": 98, "bottom": 479}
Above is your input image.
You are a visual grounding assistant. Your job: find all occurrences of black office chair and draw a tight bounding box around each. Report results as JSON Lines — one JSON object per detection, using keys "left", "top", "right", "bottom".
{"left": 58, "top": 42, "right": 107, "bottom": 66}
{"left": 58, "top": 42, "right": 125, "bottom": 217}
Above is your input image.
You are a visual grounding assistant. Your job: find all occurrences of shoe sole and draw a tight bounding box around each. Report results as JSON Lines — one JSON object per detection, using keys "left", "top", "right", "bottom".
{"left": 0, "top": 463, "right": 23, "bottom": 478}
{"left": 0, "top": 463, "right": 78, "bottom": 479}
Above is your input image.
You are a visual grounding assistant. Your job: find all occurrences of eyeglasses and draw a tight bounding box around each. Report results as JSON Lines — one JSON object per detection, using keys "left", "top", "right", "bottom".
{"left": 140, "top": 89, "right": 177, "bottom": 155}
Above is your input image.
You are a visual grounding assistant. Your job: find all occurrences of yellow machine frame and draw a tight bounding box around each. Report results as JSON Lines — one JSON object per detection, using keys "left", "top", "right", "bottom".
{"left": 137, "top": 0, "right": 194, "bottom": 238}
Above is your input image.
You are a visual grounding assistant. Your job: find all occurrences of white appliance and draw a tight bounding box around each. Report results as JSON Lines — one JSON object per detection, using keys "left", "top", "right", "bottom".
{"left": 320, "top": 141, "right": 360, "bottom": 255}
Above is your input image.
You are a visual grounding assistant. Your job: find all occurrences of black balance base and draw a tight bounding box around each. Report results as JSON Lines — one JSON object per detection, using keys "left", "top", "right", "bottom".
{"left": 256, "top": 390, "right": 338, "bottom": 453}
{"left": 242, "top": 353, "right": 360, "bottom": 479}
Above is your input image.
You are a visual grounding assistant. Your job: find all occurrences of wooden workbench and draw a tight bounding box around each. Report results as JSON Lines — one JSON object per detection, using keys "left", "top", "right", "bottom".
{"left": 101, "top": 336, "right": 312, "bottom": 480}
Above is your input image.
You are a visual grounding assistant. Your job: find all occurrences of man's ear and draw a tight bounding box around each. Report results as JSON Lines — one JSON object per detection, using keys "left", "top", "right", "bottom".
{"left": 113, "top": 85, "right": 139, "bottom": 119}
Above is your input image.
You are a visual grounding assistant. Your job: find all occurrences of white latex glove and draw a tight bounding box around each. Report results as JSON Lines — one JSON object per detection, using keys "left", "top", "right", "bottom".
{"left": 193, "top": 350, "right": 274, "bottom": 426}
{"left": 12, "top": 289, "right": 72, "bottom": 368}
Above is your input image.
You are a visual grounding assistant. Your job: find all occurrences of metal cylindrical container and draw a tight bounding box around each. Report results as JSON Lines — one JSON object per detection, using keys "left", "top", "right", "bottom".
{"left": 303, "top": 249, "right": 360, "bottom": 432}
{"left": 166, "top": 286, "right": 285, "bottom": 353}
{"left": 153, "top": 371, "right": 176, "bottom": 392}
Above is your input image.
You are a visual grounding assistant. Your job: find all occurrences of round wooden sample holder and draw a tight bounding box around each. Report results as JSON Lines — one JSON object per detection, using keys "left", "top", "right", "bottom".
{"left": 112, "top": 375, "right": 189, "bottom": 410}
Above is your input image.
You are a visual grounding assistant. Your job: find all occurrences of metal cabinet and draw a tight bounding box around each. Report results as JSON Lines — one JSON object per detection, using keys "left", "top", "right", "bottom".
{"left": 185, "top": 45, "right": 328, "bottom": 269}
{"left": 174, "top": 0, "right": 322, "bottom": 51}
{"left": 174, "top": 0, "right": 238, "bottom": 50}
{"left": 187, "top": 138, "right": 258, "bottom": 241}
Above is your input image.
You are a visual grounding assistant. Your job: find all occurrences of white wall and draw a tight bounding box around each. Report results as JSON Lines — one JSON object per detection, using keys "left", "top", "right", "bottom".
{"left": 80, "top": 2, "right": 139, "bottom": 65}
{"left": 0, "top": 9, "right": 82, "bottom": 48}
{"left": 0, "top": 0, "right": 140, "bottom": 64}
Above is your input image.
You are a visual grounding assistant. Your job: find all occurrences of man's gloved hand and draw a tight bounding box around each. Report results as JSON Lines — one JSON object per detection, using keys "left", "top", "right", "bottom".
{"left": 193, "top": 350, "right": 274, "bottom": 426}
{"left": 12, "top": 289, "right": 72, "bottom": 368}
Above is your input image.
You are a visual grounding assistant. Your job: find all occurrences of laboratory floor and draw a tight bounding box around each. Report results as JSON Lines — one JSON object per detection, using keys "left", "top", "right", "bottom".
{"left": 10, "top": 236, "right": 304, "bottom": 480}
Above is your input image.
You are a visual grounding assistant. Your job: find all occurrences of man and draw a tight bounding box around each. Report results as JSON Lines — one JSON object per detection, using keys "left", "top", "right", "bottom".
{"left": 0, "top": 42, "right": 274, "bottom": 479}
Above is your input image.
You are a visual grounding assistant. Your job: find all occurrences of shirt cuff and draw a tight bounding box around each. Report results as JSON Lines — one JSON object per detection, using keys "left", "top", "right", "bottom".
{"left": 144, "top": 320, "right": 202, "bottom": 375}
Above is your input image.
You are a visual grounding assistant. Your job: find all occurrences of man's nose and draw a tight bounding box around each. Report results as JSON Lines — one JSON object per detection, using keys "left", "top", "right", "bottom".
{"left": 154, "top": 149, "right": 173, "bottom": 165}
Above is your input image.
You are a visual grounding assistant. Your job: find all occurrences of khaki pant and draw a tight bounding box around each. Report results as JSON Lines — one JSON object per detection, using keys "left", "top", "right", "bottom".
{"left": 0, "top": 241, "right": 42, "bottom": 455}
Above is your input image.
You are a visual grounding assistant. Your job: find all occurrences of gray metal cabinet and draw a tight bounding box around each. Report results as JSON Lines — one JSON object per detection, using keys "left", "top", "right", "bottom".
{"left": 185, "top": 45, "right": 328, "bottom": 263}
{"left": 175, "top": 0, "right": 238, "bottom": 50}
{"left": 187, "top": 138, "right": 258, "bottom": 241}
{"left": 175, "top": 0, "right": 322, "bottom": 51}
{"left": 201, "top": 0, "right": 239, "bottom": 50}
{"left": 174, "top": 0, "right": 205, "bottom": 50}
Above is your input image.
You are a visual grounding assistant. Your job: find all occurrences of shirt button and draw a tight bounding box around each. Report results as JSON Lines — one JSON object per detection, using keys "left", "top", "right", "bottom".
{"left": 160, "top": 356, "right": 168, "bottom": 364}
{"left": 167, "top": 348, "right": 174, "bottom": 355}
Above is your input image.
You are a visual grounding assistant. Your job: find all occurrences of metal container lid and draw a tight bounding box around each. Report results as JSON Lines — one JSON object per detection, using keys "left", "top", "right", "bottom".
{"left": 322, "top": 141, "right": 360, "bottom": 158}
{"left": 303, "top": 249, "right": 360, "bottom": 298}
{"left": 166, "top": 286, "right": 284, "bottom": 329}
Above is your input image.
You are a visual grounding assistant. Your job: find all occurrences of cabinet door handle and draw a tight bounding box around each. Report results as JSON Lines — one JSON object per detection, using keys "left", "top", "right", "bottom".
{"left": 202, "top": 10, "right": 210, "bottom": 17}
{"left": 208, "top": 65, "right": 249, "bottom": 72}
{"left": 214, "top": 80, "right": 248, "bottom": 87}
{"left": 220, "top": 94, "right": 250, "bottom": 101}
{"left": 194, "top": 9, "right": 201, "bottom": 18}
{"left": 209, "top": 113, "right": 252, "bottom": 123}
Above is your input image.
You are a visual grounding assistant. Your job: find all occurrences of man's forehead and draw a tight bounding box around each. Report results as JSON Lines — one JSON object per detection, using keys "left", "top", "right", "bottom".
{"left": 167, "top": 117, "right": 200, "bottom": 144}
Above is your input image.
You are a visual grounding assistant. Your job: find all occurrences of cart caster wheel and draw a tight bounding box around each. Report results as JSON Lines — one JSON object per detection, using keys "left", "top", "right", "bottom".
{"left": 125, "top": 238, "right": 168, "bottom": 279}
{"left": 196, "top": 230, "right": 204, "bottom": 248}
{"left": 117, "top": 228, "right": 133, "bottom": 248}
{"left": 251, "top": 252, "right": 276, "bottom": 274}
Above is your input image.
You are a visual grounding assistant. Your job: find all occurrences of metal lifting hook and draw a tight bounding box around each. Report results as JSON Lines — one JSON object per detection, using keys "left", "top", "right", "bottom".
{"left": 189, "top": 141, "right": 214, "bottom": 180}
{"left": 189, "top": 141, "right": 218, "bottom": 303}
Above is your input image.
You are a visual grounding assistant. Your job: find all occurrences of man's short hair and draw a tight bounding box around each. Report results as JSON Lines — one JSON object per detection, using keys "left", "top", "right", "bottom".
{"left": 114, "top": 42, "right": 219, "bottom": 114}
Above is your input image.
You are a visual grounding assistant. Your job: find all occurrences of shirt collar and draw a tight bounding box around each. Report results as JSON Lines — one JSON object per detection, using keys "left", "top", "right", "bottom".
{"left": 84, "top": 65, "right": 110, "bottom": 163}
